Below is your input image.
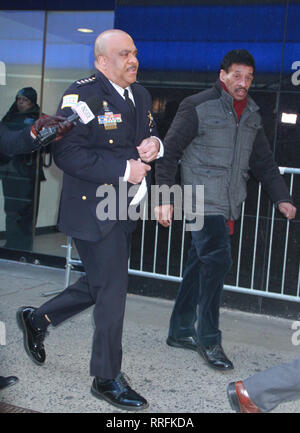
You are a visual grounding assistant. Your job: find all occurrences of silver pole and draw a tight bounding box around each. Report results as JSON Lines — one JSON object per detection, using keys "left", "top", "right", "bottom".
{"left": 250, "top": 183, "right": 261, "bottom": 290}
{"left": 265, "top": 204, "right": 275, "bottom": 292}
{"left": 281, "top": 174, "right": 294, "bottom": 294}
{"left": 166, "top": 219, "right": 172, "bottom": 275}
{"left": 153, "top": 219, "right": 159, "bottom": 273}
{"left": 179, "top": 215, "right": 186, "bottom": 278}
{"left": 236, "top": 201, "right": 245, "bottom": 287}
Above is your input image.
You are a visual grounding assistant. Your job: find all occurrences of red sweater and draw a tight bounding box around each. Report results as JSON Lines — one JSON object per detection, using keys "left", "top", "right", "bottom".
{"left": 220, "top": 81, "right": 248, "bottom": 234}
{"left": 220, "top": 81, "right": 247, "bottom": 121}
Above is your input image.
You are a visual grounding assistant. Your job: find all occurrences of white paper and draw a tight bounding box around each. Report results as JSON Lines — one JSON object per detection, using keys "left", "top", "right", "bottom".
{"left": 130, "top": 177, "right": 147, "bottom": 206}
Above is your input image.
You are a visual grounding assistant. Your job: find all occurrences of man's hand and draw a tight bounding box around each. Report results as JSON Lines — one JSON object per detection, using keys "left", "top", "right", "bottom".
{"left": 154, "top": 204, "right": 174, "bottom": 227}
{"left": 278, "top": 202, "right": 297, "bottom": 220}
{"left": 55, "top": 118, "right": 73, "bottom": 142}
{"left": 128, "top": 158, "right": 151, "bottom": 184}
{"left": 137, "top": 137, "right": 160, "bottom": 163}
{"left": 31, "top": 115, "right": 73, "bottom": 143}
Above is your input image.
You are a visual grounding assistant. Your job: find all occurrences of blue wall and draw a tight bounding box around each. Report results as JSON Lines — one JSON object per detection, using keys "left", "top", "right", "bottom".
{"left": 0, "top": 4, "right": 298, "bottom": 73}
{"left": 114, "top": 4, "right": 300, "bottom": 74}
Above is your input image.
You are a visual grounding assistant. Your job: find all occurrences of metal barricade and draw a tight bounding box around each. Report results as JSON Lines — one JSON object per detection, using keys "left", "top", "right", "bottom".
{"left": 41, "top": 167, "right": 300, "bottom": 302}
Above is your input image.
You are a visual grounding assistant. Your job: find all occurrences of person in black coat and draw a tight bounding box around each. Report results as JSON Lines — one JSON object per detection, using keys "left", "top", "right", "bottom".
{"left": 0, "top": 115, "right": 72, "bottom": 391}
{"left": 0, "top": 87, "right": 47, "bottom": 251}
{"left": 0, "top": 121, "right": 39, "bottom": 156}
{"left": 17, "top": 29, "right": 163, "bottom": 411}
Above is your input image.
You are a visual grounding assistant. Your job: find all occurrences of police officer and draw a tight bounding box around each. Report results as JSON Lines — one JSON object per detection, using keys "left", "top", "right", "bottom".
{"left": 0, "top": 114, "right": 72, "bottom": 391}
{"left": 17, "top": 29, "right": 163, "bottom": 411}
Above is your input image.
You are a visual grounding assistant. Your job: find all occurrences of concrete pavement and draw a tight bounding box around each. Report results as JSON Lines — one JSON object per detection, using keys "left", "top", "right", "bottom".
{"left": 0, "top": 259, "right": 299, "bottom": 413}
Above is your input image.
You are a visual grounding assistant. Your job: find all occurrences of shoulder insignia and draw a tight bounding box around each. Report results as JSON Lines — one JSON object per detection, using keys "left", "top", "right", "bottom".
{"left": 76, "top": 75, "right": 96, "bottom": 86}
{"left": 61, "top": 93, "right": 79, "bottom": 109}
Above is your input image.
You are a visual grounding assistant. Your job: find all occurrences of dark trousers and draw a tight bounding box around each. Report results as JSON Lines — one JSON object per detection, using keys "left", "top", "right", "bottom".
{"left": 2, "top": 174, "right": 37, "bottom": 250}
{"left": 168, "top": 215, "right": 232, "bottom": 347}
{"left": 36, "top": 223, "right": 130, "bottom": 379}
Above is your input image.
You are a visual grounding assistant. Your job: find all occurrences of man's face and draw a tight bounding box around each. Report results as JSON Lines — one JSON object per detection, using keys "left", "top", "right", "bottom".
{"left": 16, "top": 95, "right": 33, "bottom": 112}
{"left": 99, "top": 33, "right": 139, "bottom": 88}
{"left": 220, "top": 63, "right": 254, "bottom": 101}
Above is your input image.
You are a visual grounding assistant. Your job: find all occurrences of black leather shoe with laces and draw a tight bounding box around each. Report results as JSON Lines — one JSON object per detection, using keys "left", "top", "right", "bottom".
{"left": 197, "top": 344, "right": 234, "bottom": 370}
{"left": 91, "top": 372, "right": 149, "bottom": 411}
{"left": 17, "top": 306, "right": 47, "bottom": 365}
{"left": 166, "top": 335, "right": 198, "bottom": 351}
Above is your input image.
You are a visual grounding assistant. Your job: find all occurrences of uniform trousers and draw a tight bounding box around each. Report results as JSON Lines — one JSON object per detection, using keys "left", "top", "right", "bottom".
{"left": 244, "top": 357, "right": 300, "bottom": 412}
{"left": 36, "top": 223, "right": 130, "bottom": 379}
{"left": 168, "top": 215, "right": 232, "bottom": 347}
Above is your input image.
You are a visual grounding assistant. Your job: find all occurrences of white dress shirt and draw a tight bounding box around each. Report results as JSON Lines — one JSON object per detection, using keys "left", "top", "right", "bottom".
{"left": 109, "top": 81, "right": 164, "bottom": 182}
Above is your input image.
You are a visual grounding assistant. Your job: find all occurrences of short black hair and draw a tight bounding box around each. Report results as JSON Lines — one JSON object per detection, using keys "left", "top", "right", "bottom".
{"left": 220, "top": 49, "right": 255, "bottom": 73}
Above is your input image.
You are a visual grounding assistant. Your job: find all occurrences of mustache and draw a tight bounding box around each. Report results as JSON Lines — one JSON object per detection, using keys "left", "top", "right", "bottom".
{"left": 235, "top": 87, "right": 248, "bottom": 93}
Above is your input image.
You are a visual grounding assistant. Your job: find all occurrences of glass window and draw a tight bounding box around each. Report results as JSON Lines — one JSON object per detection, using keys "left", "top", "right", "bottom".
{"left": 0, "top": 11, "right": 45, "bottom": 252}
{"left": 115, "top": 3, "right": 286, "bottom": 89}
{"left": 276, "top": 2, "right": 300, "bottom": 168}
{"left": 34, "top": 11, "right": 114, "bottom": 258}
{"left": 0, "top": 10, "right": 114, "bottom": 257}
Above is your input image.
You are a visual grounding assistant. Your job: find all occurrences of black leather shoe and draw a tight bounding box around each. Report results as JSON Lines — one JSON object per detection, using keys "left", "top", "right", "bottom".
{"left": 91, "top": 372, "right": 149, "bottom": 411}
{"left": 167, "top": 335, "right": 198, "bottom": 352}
{"left": 197, "top": 344, "right": 234, "bottom": 370}
{"left": 0, "top": 375, "right": 19, "bottom": 390}
{"left": 17, "top": 306, "right": 47, "bottom": 365}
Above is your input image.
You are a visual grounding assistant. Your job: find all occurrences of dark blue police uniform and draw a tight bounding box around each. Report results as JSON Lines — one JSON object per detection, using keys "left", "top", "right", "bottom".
{"left": 36, "top": 70, "right": 159, "bottom": 379}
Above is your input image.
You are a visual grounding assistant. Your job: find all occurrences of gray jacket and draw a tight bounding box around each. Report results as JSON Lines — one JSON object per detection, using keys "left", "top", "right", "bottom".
{"left": 156, "top": 80, "right": 292, "bottom": 220}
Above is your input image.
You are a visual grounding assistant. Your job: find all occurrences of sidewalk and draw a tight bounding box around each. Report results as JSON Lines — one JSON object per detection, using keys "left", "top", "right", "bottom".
{"left": 0, "top": 259, "right": 299, "bottom": 413}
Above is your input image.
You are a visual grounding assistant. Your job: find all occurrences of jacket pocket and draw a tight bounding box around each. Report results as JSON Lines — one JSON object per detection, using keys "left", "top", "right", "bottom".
{"left": 189, "top": 166, "right": 228, "bottom": 208}
{"left": 242, "top": 119, "right": 261, "bottom": 149}
{"left": 202, "top": 117, "right": 229, "bottom": 129}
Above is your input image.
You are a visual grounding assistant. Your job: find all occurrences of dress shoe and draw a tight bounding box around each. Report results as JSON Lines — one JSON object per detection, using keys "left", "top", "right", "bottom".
{"left": 227, "top": 381, "right": 262, "bottom": 413}
{"left": 17, "top": 306, "right": 47, "bottom": 365}
{"left": 197, "top": 344, "right": 234, "bottom": 370}
{"left": 167, "top": 335, "right": 198, "bottom": 352}
{"left": 91, "top": 372, "right": 148, "bottom": 411}
{"left": 0, "top": 375, "right": 19, "bottom": 390}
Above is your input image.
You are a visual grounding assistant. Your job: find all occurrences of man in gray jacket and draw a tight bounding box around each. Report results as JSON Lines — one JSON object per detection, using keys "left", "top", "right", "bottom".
{"left": 155, "top": 49, "right": 296, "bottom": 371}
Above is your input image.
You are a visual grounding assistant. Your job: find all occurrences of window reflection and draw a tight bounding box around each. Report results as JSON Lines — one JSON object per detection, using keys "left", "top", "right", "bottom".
{"left": 0, "top": 11, "right": 45, "bottom": 253}
{"left": 0, "top": 10, "right": 114, "bottom": 258}
{"left": 35, "top": 11, "right": 114, "bottom": 258}
{"left": 0, "top": 87, "right": 44, "bottom": 251}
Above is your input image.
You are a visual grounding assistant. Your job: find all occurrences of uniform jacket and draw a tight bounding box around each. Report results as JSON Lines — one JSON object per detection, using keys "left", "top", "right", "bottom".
{"left": 53, "top": 70, "right": 158, "bottom": 241}
{"left": 156, "top": 80, "right": 292, "bottom": 220}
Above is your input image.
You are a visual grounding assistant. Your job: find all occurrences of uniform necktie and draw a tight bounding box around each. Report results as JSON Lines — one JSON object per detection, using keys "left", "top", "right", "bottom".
{"left": 123, "top": 88, "right": 136, "bottom": 120}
